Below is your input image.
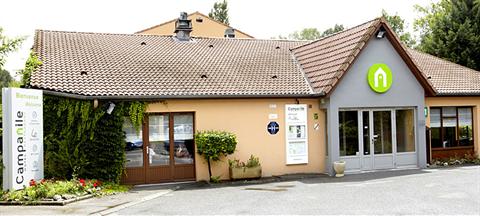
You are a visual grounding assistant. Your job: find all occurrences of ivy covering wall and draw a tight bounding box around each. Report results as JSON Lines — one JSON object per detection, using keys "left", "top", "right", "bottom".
{"left": 43, "top": 95, "right": 146, "bottom": 182}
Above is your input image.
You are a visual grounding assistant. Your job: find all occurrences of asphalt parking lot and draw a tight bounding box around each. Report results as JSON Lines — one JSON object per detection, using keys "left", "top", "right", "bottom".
{"left": 116, "top": 166, "right": 480, "bottom": 215}
{"left": 1, "top": 166, "right": 479, "bottom": 215}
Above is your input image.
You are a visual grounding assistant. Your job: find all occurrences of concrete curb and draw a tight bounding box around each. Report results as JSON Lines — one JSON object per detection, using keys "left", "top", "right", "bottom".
{"left": 91, "top": 189, "right": 174, "bottom": 216}
{"left": 0, "top": 194, "right": 94, "bottom": 206}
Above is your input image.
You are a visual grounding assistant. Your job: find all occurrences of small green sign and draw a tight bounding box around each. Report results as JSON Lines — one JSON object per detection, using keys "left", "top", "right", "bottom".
{"left": 367, "top": 63, "right": 393, "bottom": 93}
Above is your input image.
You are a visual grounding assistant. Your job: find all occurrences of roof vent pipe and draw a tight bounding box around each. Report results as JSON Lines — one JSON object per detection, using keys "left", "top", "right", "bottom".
{"left": 224, "top": 27, "right": 235, "bottom": 38}
{"left": 174, "top": 12, "right": 192, "bottom": 41}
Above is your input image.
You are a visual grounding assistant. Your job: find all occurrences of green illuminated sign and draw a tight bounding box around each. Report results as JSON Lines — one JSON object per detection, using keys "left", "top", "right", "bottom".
{"left": 367, "top": 63, "right": 393, "bottom": 93}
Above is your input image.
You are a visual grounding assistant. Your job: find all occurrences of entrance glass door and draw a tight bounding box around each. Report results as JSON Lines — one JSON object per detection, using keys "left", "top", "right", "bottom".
{"left": 371, "top": 110, "right": 394, "bottom": 169}
{"left": 338, "top": 108, "right": 417, "bottom": 173}
{"left": 147, "top": 114, "right": 172, "bottom": 182}
{"left": 172, "top": 113, "right": 195, "bottom": 180}
{"left": 146, "top": 113, "right": 196, "bottom": 183}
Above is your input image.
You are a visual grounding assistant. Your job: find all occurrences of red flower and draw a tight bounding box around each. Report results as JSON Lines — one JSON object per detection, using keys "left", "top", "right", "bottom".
{"left": 95, "top": 180, "right": 102, "bottom": 187}
{"left": 93, "top": 182, "right": 98, "bottom": 188}
{"left": 29, "top": 179, "right": 36, "bottom": 186}
{"left": 79, "top": 179, "right": 86, "bottom": 187}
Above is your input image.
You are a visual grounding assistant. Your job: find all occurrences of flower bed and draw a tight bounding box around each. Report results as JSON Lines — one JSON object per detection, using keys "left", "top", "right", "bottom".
{"left": 1, "top": 178, "right": 129, "bottom": 204}
{"left": 430, "top": 154, "right": 480, "bottom": 167}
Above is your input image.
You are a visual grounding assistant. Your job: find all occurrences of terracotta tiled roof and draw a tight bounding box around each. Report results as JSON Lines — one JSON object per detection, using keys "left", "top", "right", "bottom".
{"left": 31, "top": 19, "right": 480, "bottom": 98}
{"left": 408, "top": 48, "right": 480, "bottom": 95}
{"left": 291, "top": 18, "right": 381, "bottom": 94}
{"left": 31, "top": 30, "right": 312, "bottom": 97}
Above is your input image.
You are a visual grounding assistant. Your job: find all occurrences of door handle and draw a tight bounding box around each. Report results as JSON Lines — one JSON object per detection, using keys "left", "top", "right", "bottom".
{"left": 372, "top": 134, "right": 379, "bottom": 142}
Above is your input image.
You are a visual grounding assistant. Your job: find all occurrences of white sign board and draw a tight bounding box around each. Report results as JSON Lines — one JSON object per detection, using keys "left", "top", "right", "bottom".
{"left": 285, "top": 104, "right": 308, "bottom": 164}
{"left": 2, "top": 88, "right": 43, "bottom": 191}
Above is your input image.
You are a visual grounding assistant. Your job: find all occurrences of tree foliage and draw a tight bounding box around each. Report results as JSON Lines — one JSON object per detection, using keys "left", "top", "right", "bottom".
{"left": 382, "top": 10, "right": 416, "bottom": 47}
{"left": 320, "top": 24, "right": 345, "bottom": 37}
{"left": 289, "top": 28, "right": 321, "bottom": 40}
{"left": 0, "top": 69, "right": 11, "bottom": 89}
{"left": 209, "top": 0, "right": 230, "bottom": 25}
{"left": 18, "top": 52, "right": 42, "bottom": 87}
{"left": 0, "top": 27, "right": 24, "bottom": 69}
{"left": 278, "top": 24, "right": 344, "bottom": 41}
{"left": 195, "top": 131, "right": 237, "bottom": 181}
{"left": 414, "top": 0, "right": 480, "bottom": 70}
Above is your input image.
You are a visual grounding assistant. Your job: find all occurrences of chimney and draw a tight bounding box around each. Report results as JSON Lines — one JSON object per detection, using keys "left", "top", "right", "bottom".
{"left": 224, "top": 28, "right": 235, "bottom": 38}
{"left": 174, "top": 12, "right": 192, "bottom": 41}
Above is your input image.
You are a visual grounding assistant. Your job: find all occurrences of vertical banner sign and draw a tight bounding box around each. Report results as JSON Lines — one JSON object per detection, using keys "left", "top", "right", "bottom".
{"left": 285, "top": 104, "right": 308, "bottom": 164}
{"left": 2, "top": 88, "right": 43, "bottom": 191}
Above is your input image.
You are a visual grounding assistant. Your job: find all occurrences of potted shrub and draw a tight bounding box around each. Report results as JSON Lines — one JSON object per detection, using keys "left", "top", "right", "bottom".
{"left": 195, "top": 130, "right": 237, "bottom": 182}
{"left": 229, "top": 155, "right": 262, "bottom": 180}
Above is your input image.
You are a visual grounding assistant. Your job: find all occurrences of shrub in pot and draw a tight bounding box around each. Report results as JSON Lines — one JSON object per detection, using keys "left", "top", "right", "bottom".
{"left": 195, "top": 130, "right": 237, "bottom": 182}
{"left": 228, "top": 155, "right": 262, "bottom": 180}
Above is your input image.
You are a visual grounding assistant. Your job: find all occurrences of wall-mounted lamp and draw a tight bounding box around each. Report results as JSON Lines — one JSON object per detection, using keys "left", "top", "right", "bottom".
{"left": 93, "top": 99, "right": 99, "bottom": 109}
{"left": 376, "top": 30, "right": 386, "bottom": 39}
{"left": 106, "top": 102, "right": 116, "bottom": 115}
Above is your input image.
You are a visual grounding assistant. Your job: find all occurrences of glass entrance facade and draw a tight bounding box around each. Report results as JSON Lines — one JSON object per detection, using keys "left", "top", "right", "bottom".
{"left": 338, "top": 108, "right": 417, "bottom": 171}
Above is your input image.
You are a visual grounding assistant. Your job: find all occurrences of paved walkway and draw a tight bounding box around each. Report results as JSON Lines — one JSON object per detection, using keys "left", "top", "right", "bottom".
{"left": 1, "top": 166, "right": 479, "bottom": 215}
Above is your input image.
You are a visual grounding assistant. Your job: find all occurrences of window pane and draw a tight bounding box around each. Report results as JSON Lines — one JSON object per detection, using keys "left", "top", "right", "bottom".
{"left": 174, "top": 114, "right": 194, "bottom": 164}
{"left": 458, "top": 108, "right": 473, "bottom": 146}
{"left": 374, "top": 111, "right": 392, "bottom": 154}
{"left": 396, "top": 110, "right": 415, "bottom": 152}
{"left": 430, "top": 108, "right": 442, "bottom": 148}
{"left": 442, "top": 107, "right": 456, "bottom": 117}
{"left": 442, "top": 107, "right": 457, "bottom": 148}
{"left": 149, "top": 115, "right": 170, "bottom": 166}
{"left": 363, "top": 111, "right": 370, "bottom": 155}
{"left": 339, "top": 111, "right": 359, "bottom": 156}
{"left": 123, "top": 119, "right": 143, "bottom": 167}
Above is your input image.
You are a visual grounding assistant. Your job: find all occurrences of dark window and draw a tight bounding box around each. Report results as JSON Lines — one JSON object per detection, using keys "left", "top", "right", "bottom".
{"left": 430, "top": 107, "right": 474, "bottom": 149}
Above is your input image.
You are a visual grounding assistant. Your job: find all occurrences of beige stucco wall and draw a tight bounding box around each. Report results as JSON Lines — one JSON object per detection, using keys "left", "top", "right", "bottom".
{"left": 138, "top": 13, "right": 253, "bottom": 39}
{"left": 147, "top": 98, "right": 326, "bottom": 181}
{"left": 425, "top": 97, "right": 480, "bottom": 155}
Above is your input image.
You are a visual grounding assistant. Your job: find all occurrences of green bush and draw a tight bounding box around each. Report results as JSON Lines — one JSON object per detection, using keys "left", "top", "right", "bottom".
{"left": 195, "top": 130, "right": 237, "bottom": 181}
{"left": 81, "top": 108, "right": 126, "bottom": 181}
{"left": 43, "top": 95, "right": 145, "bottom": 182}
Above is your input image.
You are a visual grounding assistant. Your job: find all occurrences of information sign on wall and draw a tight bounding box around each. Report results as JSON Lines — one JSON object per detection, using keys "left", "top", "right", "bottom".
{"left": 2, "top": 88, "right": 43, "bottom": 191}
{"left": 285, "top": 104, "right": 308, "bottom": 164}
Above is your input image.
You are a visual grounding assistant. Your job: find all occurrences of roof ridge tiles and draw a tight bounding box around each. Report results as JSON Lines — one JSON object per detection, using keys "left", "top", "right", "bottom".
{"left": 35, "top": 29, "right": 308, "bottom": 44}
{"left": 291, "top": 17, "right": 381, "bottom": 51}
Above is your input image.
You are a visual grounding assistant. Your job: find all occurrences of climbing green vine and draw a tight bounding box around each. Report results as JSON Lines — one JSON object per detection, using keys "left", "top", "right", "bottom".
{"left": 16, "top": 50, "right": 149, "bottom": 182}
{"left": 128, "top": 101, "right": 147, "bottom": 132}
{"left": 44, "top": 96, "right": 148, "bottom": 182}
{"left": 18, "top": 51, "right": 42, "bottom": 87}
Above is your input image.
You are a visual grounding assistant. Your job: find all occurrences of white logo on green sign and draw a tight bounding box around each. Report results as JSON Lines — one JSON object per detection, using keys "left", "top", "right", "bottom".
{"left": 367, "top": 63, "right": 392, "bottom": 93}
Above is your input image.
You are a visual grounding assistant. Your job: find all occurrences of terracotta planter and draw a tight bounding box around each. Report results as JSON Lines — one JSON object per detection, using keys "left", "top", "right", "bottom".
{"left": 333, "top": 161, "right": 346, "bottom": 177}
{"left": 229, "top": 166, "right": 262, "bottom": 180}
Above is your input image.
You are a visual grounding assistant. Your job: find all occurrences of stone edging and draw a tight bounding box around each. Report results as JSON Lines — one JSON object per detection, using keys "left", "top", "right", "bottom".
{"left": 0, "top": 194, "right": 94, "bottom": 206}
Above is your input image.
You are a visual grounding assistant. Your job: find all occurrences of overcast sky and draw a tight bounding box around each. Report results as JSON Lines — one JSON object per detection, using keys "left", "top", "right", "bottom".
{"left": 1, "top": 0, "right": 436, "bottom": 77}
